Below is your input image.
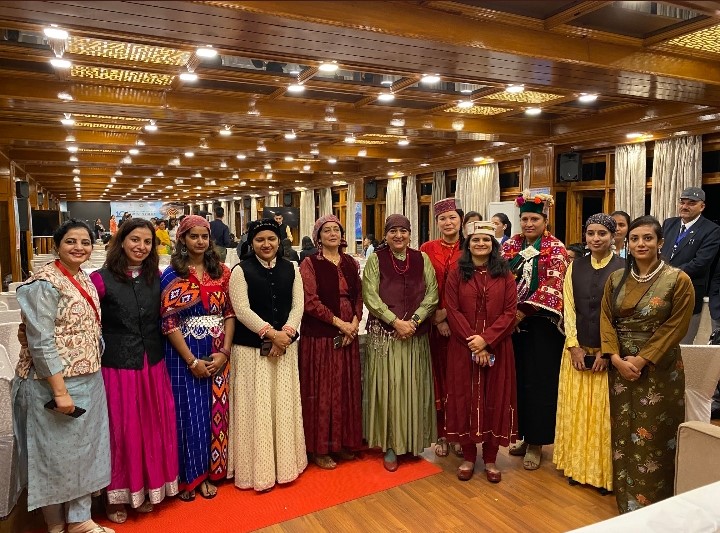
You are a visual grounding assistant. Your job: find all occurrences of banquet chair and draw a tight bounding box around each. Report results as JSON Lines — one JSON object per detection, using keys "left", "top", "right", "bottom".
{"left": 0, "top": 323, "right": 21, "bottom": 368}
{"left": 0, "top": 311, "right": 21, "bottom": 324}
{"left": 681, "top": 344, "right": 720, "bottom": 422}
{"left": 0, "top": 295, "right": 18, "bottom": 311}
{"left": 675, "top": 421, "right": 720, "bottom": 495}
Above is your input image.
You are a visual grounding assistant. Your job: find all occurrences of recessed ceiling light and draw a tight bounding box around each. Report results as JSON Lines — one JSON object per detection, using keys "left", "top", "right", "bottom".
{"left": 398, "top": 138, "right": 410, "bottom": 146}
{"left": 67, "top": 145, "right": 78, "bottom": 153}
{"left": 473, "top": 156, "right": 485, "bottom": 162}
{"left": 156, "top": 170, "right": 164, "bottom": 177}
{"left": 50, "top": 58, "right": 72, "bottom": 69}
{"left": 236, "top": 153, "right": 246, "bottom": 160}
{"left": 193, "top": 171, "right": 202, "bottom": 178}
{"left": 115, "top": 170, "right": 123, "bottom": 176}
{"left": 303, "top": 164, "right": 311, "bottom": 171}
{"left": 451, "top": 119, "right": 464, "bottom": 131}
{"left": 419, "top": 162, "right": 430, "bottom": 167}
{"left": 257, "top": 142, "right": 267, "bottom": 152}
{"left": 344, "top": 134, "right": 356, "bottom": 144}
{"left": 390, "top": 115, "right": 405, "bottom": 127}
{"left": 506, "top": 84, "right": 524, "bottom": 94}
{"left": 457, "top": 100, "right": 473, "bottom": 109}
{"left": 69, "top": 155, "right": 78, "bottom": 162}
{"left": 136, "top": 139, "right": 145, "bottom": 146}
{"left": 72, "top": 176, "right": 80, "bottom": 182}
{"left": 144, "top": 178, "right": 152, "bottom": 183}
{"left": 284, "top": 155, "right": 294, "bottom": 162}
{"left": 287, "top": 84, "right": 305, "bottom": 93}
{"left": 60, "top": 113, "right": 75, "bottom": 126}
{"left": 328, "top": 157, "right": 337, "bottom": 164}
{"left": 196, "top": 46, "right": 217, "bottom": 58}
{"left": 110, "top": 177, "right": 117, "bottom": 183}
{"left": 179, "top": 71, "right": 198, "bottom": 82}
{"left": 240, "top": 181, "right": 247, "bottom": 186}
{"left": 184, "top": 151, "right": 194, "bottom": 157}
{"left": 578, "top": 93, "right": 598, "bottom": 103}
{"left": 310, "top": 144, "right": 320, "bottom": 155}
{"left": 284, "top": 130, "right": 297, "bottom": 140}
{"left": 324, "top": 114, "right": 338, "bottom": 123}
{"left": 122, "top": 156, "right": 132, "bottom": 164}
{"left": 319, "top": 61, "right": 338, "bottom": 72}
{"left": 220, "top": 161, "right": 227, "bottom": 168}
{"left": 377, "top": 92, "right": 395, "bottom": 102}
{"left": 264, "top": 163, "right": 272, "bottom": 170}
{"left": 44, "top": 27, "right": 69, "bottom": 40}
{"left": 421, "top": 74, "right": 441, "bottom": 84}
{"left": 219, "top": 127, "right": 232, "bottom": 137}
{"left": 626, "top": 132, "right": 644, "bottom": 139}
{"left": 128, "top": 148, "right": 139, "bottom": 155}
{"left": 358, "top": 149, "right": 367, "bottom": 157}
{"left": 387, "top": 171, "right": 396, "bottom": 176}
{"left": 72, "top": 168, "right": 80, "bottom": 175}
{"left": 144, "top": 120, "right": 158, "bottom": 132}
{"left": 525, "top": 107, "right": 542, "bottom": 116}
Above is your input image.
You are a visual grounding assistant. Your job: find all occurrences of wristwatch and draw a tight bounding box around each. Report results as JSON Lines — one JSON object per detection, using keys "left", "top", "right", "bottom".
{"left": 411, "top": 314, "right": 421, "bottom": 327}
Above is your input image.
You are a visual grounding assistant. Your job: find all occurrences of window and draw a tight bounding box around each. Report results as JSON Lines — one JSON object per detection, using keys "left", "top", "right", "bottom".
{"left": 420, "top": 182, "right": 432, "bottom": 196}
{"left": 703, "top": 150, "right": 720, "bottom": 174}
{"left": 581, "top": 161, "right": 606, "bottom": 181}
{"left": 499, "top": 171, "right": 520, "bottom": 189}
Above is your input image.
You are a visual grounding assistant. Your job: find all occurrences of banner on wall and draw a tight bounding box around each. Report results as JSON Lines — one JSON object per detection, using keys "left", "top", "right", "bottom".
{"left": 355, "top": 201, "right": 362, "bottom": 241}
{"left": 110, "top": 201, "right": 167, "bottom": 220}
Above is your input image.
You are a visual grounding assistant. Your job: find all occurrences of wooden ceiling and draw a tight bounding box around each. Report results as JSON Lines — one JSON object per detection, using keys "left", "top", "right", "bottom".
{"left": 1, "top": 1, "right": 720, "bottom": 202}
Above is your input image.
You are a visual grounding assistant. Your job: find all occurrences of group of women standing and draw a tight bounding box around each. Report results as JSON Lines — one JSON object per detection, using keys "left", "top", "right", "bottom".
{"left": 10, "top": 194, "right": 694, "bottom": 533}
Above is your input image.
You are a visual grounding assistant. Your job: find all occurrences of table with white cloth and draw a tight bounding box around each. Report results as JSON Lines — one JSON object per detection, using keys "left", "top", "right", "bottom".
{"left": 571, "top": 481, "right": 720, "bottom": 532}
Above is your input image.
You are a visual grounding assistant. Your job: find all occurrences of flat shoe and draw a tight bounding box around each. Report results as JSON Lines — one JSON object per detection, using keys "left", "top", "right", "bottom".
{"left": 508, "top": 440, "right": 528, "bottom": 456}
{"left": 313, "top": 454, "right": 337, "bottom": 470}
{"left": 450, "top": 442, "right": 464, "bottom": 458}
{"left": 523, "top": 445, "right": 542, "bottom": 470}
{"left": 434, "top": 438, "right": 449, "bottom": 457}
{"left": 456, "top": 461, "right": 475, "bottom": 481}
{"left": 485, "top": 469, "right": 502, "bottom": 483}
{"left": 104, "top": 505, "right": 126, "bottom": 524}
{"left": 383, "top": 450, "right": 398, "bottom": 472}
{"left": 136, "top": 500, "right": 153, "bottom": 513}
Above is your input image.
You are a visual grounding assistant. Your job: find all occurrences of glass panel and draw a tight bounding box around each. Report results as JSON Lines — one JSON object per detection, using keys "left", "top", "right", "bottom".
{"left": 419, "top": 204, "right": 431, "bottom": 245}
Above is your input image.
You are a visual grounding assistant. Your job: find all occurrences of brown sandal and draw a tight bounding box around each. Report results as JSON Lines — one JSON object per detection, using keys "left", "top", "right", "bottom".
{"left": 313, "top": 454, "right": 337, "bottom": 470}
{"left": 509, "top": 440, "right": 528, "bottom": 456}
{"left": 434, "top": 438, "right": 449, "bottom": 457}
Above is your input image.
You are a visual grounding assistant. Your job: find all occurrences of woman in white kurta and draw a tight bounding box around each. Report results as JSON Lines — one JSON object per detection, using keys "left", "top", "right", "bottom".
{"left": 227, "top": 218, "right": 307, "bottom": 491}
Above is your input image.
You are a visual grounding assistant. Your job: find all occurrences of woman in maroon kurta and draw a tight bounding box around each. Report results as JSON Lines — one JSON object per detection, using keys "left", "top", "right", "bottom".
{"left": 419, "top": 197, "right": 463, "bottom": 457}
{"left": 445, "top": 220, "right": 518, "bottom": 483}
{"left": 299, "top": 215, "right": 363, "bottom": 470}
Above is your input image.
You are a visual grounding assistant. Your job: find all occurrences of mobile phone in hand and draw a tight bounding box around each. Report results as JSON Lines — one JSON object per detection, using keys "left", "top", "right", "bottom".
{"left": 584, "top": 354, "right": 596, "bottom": 370}
{"left": 333, "top": 335, "right": 344, "bottom": 349}
{"left": 44, "top": 399, "right": 86, "bottom": 418}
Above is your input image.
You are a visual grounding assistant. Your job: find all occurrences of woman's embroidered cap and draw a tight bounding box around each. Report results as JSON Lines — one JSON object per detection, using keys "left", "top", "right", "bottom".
{"left": 312, "top": 214, "right": 345, "bottom": 245}
{"left": 247, "top": 218, "right": 281, "bottom": 242}
{"left": 465, "top": 220, "right": 497, "bottom": 237}
{"left": 515, "top": 190, "right": 554, "bottom": 216}
{"left": 384, "top": 214, "right": 411, "bottom": 234}
{"left": 585, "top": 213, "right": 616, "bottom": 234}
{"left": 433, "top": 197, "right": 461, "bottom": 218}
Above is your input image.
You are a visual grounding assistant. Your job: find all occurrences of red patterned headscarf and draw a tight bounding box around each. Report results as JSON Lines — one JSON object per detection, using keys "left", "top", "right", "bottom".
{"left": 312, "top": 214, "right": 347, "bottom": 251}
{"left": 177, "top": 214, "right": 210, "bottom": 239}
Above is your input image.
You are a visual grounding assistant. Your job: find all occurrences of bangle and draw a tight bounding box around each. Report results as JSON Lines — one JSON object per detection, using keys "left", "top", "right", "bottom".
{"left": 189, "top": 358, "right": 199, "bottom": 369}
{"left": 218, "top": 347, "right": 230, "bottom": 357}
{"left": 53, "top": 390, "right": 68, "bottom": 398}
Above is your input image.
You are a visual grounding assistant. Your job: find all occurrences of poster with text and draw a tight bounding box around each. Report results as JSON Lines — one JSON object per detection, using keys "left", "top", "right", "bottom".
{"left": 110, "top": 201, "right": 164, "bottom": 220}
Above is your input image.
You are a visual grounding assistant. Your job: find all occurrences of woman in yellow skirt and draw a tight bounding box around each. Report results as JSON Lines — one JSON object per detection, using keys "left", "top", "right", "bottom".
{"left": 553, "top": 213, "right": 624, "bottom": 494}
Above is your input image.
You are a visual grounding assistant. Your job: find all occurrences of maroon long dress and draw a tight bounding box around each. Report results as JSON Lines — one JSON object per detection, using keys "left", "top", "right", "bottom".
{"left": 444, "top": 266, "right": 518, "bottom": 461}
{"left": 299, "top": 254, "right": 364, "bottom": 455}
{"left": 419, "top": 238, "right": 462, "bottom": 438}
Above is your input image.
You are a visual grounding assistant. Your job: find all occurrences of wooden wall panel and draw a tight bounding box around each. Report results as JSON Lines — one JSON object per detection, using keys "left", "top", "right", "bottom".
{"left": 529, "top": 146, "right": 555, "bottom": 189}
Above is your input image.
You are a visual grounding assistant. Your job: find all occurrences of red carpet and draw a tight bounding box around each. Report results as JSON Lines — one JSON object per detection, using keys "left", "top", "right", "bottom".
{"left": 95, "top": 452, "right": 441, "bottom": 533}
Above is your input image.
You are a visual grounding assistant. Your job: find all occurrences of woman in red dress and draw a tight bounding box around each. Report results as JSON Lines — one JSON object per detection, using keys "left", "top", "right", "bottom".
{"left": 445, "top": 220, "right": 518, "bottom": 483}
{"left": 419, "top": 198, "right": 464, "bottom": 457}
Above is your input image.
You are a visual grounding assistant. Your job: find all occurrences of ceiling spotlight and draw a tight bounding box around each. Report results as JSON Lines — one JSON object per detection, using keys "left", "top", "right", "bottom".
{"left": 421, "top": 74, "right": 441, "bottom": 84}
{"left": 328, "top": 157, "right": 337, "bottom": 164}
{"left": 60, "top": 113, "right": 75, "bottom": 126}
{"left": 525, "top": 107, "right": 542, "bottom": 116}
{"left": 473, "top": 156, "right": 485, "bottom": 162}
{"left": 358, "top": 149, "right": 367, "bottom": 157}
{"left": 193, "top": 171, "right": 202, "bottom": 178}
{"left": 387, "top": 171, "right": 396, "bottom": 177}
{"left": 626, "top": 132, "right": 644, "bottom": 139}
{"left": 184, "top": 151, "right": 194, "bottom": 157}
{"left": 110, "top": 177, "right": 117, "bottom": 183}
{"left": 219, "top": 125, "right": 232, "bottom": 137}
{"left": 257, "top": 141, "right": 267, "bottom": 152}
{"left": 506, "top": 84, "right": 524, "bottom": 94}
{"left": 377, "top": 92, "right": 395, "bottom": 102}
{"left": 263, "top": 163, "right": 272, "bottom": 170}
{"left": 578, "top": 93, "right": 598, "bottom": 103}
{"left": 319, "top": 61, "right": 338, "bottom": 72}
{"left": 198, "top": 138, "right": 209, "bottom": 149}
{"left": 419, "top": 162, "right": 430, "bottom": 167}
{"left": 236, "top": 153, "right": 246, "bottom": 160}
{"left": 287, "top": 83, "right": 305, "bottom": 93}
{"left": 457, "top": 100, "right": 473, "bottom": 109}
{"left": 390, "top": 114, "right": 405, "bottom": 127}
{"left": 72, "top": 176, "right": 80, "bottom": 182}
{"left": 50, "top": 58, "right": 71, "bottom": 69}
{"left": 303, "top": 164, "right": 311, "bottom": 171}
{"left": 196, "top": 45, "right": 217, "bottom": 58}
{"left": 144, "top": 120, "right": 158, "bottom": 132}
{"left": 136, "top": 139, "right": 145, "bottom": 146}
{"left": 310, "top": 144, "right": 320, "bottom": 155}
{"left": 65, "top": 134, "right": 75, "bottom": 142}
{"left": 398, "top": 138, "right": 410, "bottom": 146}
{"left": 72, "top": 168, "right": 80, "bottom": 175}
{"left": 44, "top": 26, "right": 69, "bottom": 40}
{"left": 128, "top": 148, "right": 139, "bottom": 155}
{"left": 156, "top": 170, "right": 164, "bottom": 177}
{"left": 284, "top": 155, "right": 294, "bottom": 162}
{"left": 240, "top": 181, "right": 247, "bottom": 186}
{"left": 266, "top": 173, "right": 273, "bottom": 179}
{"left": 220, "top": 161, "right": 227, "bottom": 168}
{"left": 232, "top": 173, "right": 239, "bottom": 180}
{"left": 324, "top": 114, "right": 338, "bottom": 123}
{"left": 69, "top": 155, "right": 78, "bottom": 162}
{"left": 284, "top": 130, "right": 297, "bottom": 140}
{"left": 67, "top": 145, "right": 79, "bottom": 153}
{"left": 451, "top": 119, "right": 465, "bottom": 131}
{"left": 179, "top": 71, "right": 198, "bottom": 82}
{"left": 344, "top": 134, "right": 356, "bottom": 144}
{"left": 247, "top": 99, "right": 260, "bottom": 116}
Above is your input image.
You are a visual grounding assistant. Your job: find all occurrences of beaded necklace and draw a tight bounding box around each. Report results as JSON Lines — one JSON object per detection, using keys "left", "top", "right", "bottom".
{"left": 391, "top": 250, "right": 410, "bottom": 274}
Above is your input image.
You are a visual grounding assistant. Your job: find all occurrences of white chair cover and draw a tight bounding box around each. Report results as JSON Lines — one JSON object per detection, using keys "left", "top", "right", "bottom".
{"left": 681, "top": 344, "right": 720, "bottom": 422}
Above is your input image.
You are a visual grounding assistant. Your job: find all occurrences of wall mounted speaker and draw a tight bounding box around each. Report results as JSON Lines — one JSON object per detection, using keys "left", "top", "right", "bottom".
{"left": 17, "top": 198, "right": 30, "bottom": 231}
{"left": 15, "top": 180, "right": 30, "bottom": 198}
{"left": 38, "top": 192, "right": 44, "bottom": 206}
{"left": 365, "top": 180, "right": 377, "bottom": 200}
{"left": 558, "top": 153, "right": 581, "bottom": 182}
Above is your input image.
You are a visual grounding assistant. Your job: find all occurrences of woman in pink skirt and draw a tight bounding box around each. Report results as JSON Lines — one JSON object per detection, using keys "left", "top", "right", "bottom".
{"left": 90, "top": 218, "right": 179, "bottom": 523}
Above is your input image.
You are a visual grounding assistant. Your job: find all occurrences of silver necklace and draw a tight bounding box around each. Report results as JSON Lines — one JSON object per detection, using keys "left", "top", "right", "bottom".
{"left": 631, "top": 260, "right": 664, "bottom": 283}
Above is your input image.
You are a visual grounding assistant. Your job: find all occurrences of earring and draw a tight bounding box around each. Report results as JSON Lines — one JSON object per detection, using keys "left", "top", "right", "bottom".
{"left": 180, "top": 244, "right": 188, "bottom": 257}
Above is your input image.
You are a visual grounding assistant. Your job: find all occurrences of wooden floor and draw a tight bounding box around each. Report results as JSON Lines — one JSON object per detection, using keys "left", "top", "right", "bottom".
{"left": 259, "top": 445, "right": 618, "bottom": 533}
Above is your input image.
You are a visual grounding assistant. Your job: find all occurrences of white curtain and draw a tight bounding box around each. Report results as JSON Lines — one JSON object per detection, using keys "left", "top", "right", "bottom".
{"left": 404, "top": 174, "right": 419, "bottom": 249}
{"left": 345, "top": 181, "right": 357, "bottom": 254}
{"left": 250, "top": 197, "right": 258, "bottom": 221}
{"left": 318, "top": 187, "right": 332, "bottom": 216}
{"left": 430, "top": 171, "right": 446, "bottom": 240}
{"left": 266, "top": 193, "right": 279, "bottom": 208}
{"left": 615, "top": 143, "right": 646, "bottom": 221}
{"left": 300, "top": 189, "right": 315, "bottom": 242}
{"left": 650, "top": 135, "right": 702, "bottom": 223}
{"left": 228, "top": 200, "right": 237, "bottom": 235}
{"left": 456, "top": 163, "right": 500, "bottom": 221}
{"left": 522, "top": 155, "right": 531, "bottom": 191}
{"left": 386, "top": 177, "right": 404, "bottom": 218}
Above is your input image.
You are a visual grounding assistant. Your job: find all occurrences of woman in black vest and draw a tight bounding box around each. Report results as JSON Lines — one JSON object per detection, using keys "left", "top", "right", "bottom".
{"left": 227, "top": 218, "right": 307, "bottom": 491}
{"left": 298, "top": 215, "right": 363, "bottom": 470}
{"left": 553, "top": 213, "right": 624, "bottom": 495}
{"left": 89, "top": 218, "right": 179, "bottom": 523}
